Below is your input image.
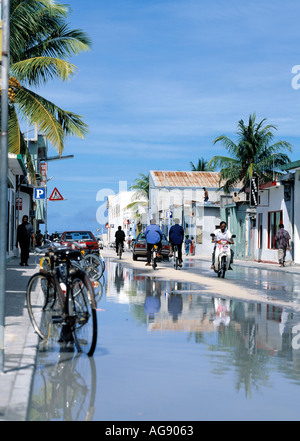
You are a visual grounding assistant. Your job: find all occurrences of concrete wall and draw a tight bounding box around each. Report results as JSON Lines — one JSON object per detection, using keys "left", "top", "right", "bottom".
{"left": 254, "top": 184, "right": 290, "bottom": 263}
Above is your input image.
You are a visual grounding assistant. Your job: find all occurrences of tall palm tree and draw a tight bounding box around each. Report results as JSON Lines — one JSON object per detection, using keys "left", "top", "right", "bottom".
{"left": 209, "top": 113, "right": 292, "bottom": 193}
{"left": 129, "top": 173, "right": 149, "bottom": 198}
{"left": 190, "top": 157, "right": 216, "bottom": 171}
{"left": 125, "top": 173, "right": 149, "bottom": 213}
{"left": 6, "top": 0, "right": 90, "bottom": 164}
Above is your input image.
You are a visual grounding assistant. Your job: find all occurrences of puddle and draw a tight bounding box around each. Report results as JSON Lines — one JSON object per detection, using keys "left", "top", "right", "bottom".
{"left": 28, "top": 258, "right": 300, "bottom": 421}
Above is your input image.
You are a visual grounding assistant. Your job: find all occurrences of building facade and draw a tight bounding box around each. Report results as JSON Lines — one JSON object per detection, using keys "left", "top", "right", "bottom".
{"left": 149, "top": 171, "right": 242, "bottom": 256}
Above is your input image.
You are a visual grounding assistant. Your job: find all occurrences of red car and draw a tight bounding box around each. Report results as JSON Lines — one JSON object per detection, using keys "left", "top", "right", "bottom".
{"left": 60, "top": 231, "right": 99, "bottom": 254}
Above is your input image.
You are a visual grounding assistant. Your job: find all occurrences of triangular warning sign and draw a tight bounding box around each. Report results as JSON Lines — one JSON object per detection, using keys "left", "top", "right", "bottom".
{"left": 49, "top": 187, "right": 64, "bottom": 201}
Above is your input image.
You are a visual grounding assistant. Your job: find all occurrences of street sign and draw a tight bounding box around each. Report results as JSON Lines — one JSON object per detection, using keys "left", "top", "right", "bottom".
{"left": 49, "top": 187, "right": 64, "bottom": 201}
{"left": 250, "top": 177, "right": 259, "bottom": 207}
{"left": 34, "top": 187, "right": 46, "bottom": 200}
{"left": 16, "top": 198, "right": 22, "bottom": 210}
{"left": 166, "top": 210, "right": 173, "bottom": 219}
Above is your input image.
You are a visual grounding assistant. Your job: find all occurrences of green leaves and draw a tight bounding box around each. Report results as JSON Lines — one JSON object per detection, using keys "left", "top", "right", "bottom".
{"left": 11, "top": 57, "right": 77, "bottom": 85}
{"left": 8, "top": 0, "right": 91, "bottom": 155}
{"left": 211, "top": 113, "right": 292, "bottom": 192}
{"left": 14, "top": 86, "right": 88, "bottom": 155}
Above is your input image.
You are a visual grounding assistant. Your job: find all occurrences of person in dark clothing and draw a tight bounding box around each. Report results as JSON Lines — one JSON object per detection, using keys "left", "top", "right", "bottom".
{"left": 35, "top": 229, "right": 44, "bottom": 247}
{"left": 169, "top": 218, "right": 184, "bottom": 266}
{"left": 16, "top": 215, "right": 36, "bottom": 266}
{"left": 115, "top": 226, "right": 125, "bottom": 254}
{"left": 275, "top": 223, "right": 291, "bottom": 267}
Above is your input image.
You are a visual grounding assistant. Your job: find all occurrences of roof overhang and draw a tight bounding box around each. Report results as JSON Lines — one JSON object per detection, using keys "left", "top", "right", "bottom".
{"left": 281, "top": 160, "right": 300, "bottom": 171}
{"left": 8, "top": 153, "right": 27, "bottom": 176}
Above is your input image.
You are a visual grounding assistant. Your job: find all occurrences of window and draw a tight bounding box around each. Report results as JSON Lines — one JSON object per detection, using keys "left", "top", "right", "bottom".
{"left": 268, "top": 211, "right": 282, "bottom": 249}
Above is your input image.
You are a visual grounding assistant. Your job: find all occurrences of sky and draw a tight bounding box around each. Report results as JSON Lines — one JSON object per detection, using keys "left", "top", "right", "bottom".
{"left": 39, "top": 0, "right": 300, "bottom": 234}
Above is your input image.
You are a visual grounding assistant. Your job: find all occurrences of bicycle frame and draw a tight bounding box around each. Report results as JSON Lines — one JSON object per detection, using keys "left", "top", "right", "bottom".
{"left": 173, "top": 245, "right": 179, "bottom": 269}
{"left": 151, "top": 244, "right": 158, "bottom": 269}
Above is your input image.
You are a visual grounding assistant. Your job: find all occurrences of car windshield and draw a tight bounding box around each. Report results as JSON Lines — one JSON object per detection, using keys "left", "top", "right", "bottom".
{"left": 63, "top": 232, "right": 94, "bottom": 241}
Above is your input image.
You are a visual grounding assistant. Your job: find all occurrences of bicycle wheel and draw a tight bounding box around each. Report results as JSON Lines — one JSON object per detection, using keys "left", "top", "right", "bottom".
{"left": 175, "top": 256, "right": 179, "bottom": 270}
{"left": 118, "top": 244, "right": 122, "bottom": 259}
{"left": 99, "top": 254, "right": 105, "bottom": 273}
{"left": 152, "top": 255, "right": 157, "bottom": 270}
{"left": 27, "top": 272, "right": 62, "bottom": 341}
{"left": 69, "top": 272, "right": 97, "bottom": 356}
{"left": 81, "top": 254, "right": 104, "bottom": 281}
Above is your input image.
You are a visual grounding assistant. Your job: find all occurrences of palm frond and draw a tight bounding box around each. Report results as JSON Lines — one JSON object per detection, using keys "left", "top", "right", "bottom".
{"left": 11, "top": 57, "right": 77, "bottom": 85}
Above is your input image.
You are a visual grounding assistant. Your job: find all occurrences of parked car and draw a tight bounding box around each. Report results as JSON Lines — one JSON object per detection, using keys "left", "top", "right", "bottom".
{"left": 60, "top": 230, "right": 99, "bottom": 254}
{"left": 132, "top": 232, "right": 170, "bottom": 261}
{"left": 95, "top": 235, "right": 104, "bottom": 249}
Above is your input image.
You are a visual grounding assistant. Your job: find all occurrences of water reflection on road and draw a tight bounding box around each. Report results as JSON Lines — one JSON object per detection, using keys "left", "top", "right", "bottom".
{"left": 29, "top": 258, "right": 300, "bottom": 421}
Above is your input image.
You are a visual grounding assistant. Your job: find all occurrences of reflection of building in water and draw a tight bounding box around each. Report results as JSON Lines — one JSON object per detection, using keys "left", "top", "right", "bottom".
{"left": 104, "top": 261, "right": 300, "bottom": 364}
{"left": 105, "top": 260, "right": 144, "bottom": 305}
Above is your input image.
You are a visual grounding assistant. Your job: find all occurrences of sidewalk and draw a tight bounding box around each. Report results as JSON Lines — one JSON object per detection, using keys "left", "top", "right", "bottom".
{"left": 194, "top": 254, "right": 300, "bottom": 275}
{"left": 0, "top": 256, "right": 39, "bottom": 421}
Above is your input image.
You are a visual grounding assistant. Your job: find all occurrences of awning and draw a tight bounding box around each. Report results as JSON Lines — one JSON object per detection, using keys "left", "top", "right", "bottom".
{"left": 8, "top": 153, "right": 27, "bottom": 176}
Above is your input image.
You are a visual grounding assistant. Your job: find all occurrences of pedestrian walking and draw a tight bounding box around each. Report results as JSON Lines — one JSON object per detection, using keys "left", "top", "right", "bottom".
{"left": 275, "top": 223, "right": 291, "bottom": 267}
{"left": 35, "top": 229, "right": 44, "bottom": 247}
{"left": 16, "top": 215, "right": 36, "bottom": 266}
{"left": 190, "top": 236, "right": 195, "bottom": 255}
{"left": 184, "top": 235, "right": 192, "bottom": 256}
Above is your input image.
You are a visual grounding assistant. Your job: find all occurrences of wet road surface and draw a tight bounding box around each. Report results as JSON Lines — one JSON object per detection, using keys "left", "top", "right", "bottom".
{"left": 28, "top": 256, "right": 300, "bottom": 421}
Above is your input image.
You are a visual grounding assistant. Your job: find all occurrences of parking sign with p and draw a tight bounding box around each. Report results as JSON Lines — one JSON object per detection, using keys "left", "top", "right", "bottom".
{"left": 34, "top": 187, "right": 46, "bottom": 200}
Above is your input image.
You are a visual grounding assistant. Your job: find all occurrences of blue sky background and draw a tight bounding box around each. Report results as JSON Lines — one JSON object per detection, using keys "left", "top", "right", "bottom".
{"left": 41, "top": 0, "right": 300, "bottom": 234}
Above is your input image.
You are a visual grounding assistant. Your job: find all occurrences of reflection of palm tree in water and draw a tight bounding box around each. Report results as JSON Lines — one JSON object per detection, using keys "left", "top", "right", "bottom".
{"left": 29, "top": 347, "right": 97, "bottom": 421}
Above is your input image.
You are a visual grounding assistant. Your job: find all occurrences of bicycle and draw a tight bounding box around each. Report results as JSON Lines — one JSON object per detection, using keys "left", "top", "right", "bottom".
{"left": 27, "top": 246, "right": 98, "bottom": 356}
{"left": 39, "top": 241, "right": 104, "bottom": 282}
{"left": 117, "top": 243, "right": 123, "bottom": 259}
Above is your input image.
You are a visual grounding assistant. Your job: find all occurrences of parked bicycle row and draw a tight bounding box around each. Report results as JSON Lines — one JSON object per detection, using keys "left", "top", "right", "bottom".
{"left": 26, "top": 233, "right": 106, "bottom": 357}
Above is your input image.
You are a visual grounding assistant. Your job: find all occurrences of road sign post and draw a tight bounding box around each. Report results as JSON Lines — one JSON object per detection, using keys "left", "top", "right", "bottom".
{"left": 250, "top": 177, "right": 259, "bottom": 207}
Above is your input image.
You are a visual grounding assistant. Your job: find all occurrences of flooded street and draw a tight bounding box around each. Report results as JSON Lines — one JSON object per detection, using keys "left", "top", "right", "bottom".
{"left": 28, "top": 255, "right": 300, "bottom": 421}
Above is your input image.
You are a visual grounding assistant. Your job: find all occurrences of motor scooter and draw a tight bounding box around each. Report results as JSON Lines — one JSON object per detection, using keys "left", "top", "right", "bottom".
{"left": 210, "top": 234, "right": 236, "bottom": 278}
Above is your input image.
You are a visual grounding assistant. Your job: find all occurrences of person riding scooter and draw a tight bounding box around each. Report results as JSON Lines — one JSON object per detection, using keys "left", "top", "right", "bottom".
{"left": 211, "top": 221, "right": 234, "bottom": 270}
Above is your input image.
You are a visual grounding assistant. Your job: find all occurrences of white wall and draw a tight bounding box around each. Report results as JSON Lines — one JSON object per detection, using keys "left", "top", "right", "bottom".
{"left": 254, "top": 184, "right": 290, "bottom": 263}
{"left": 294, "top": 170, "right": 300, "bottom": 264}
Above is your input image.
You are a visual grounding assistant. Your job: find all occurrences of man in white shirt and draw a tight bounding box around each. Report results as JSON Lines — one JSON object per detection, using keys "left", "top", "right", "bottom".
{"left": 211, "top": 221, "right": 234, "bottom": 270}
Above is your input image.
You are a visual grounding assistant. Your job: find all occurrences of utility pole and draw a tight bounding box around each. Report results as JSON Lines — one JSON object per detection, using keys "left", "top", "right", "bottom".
{"left": 0, "top": 0, "right": 10, "bottom": 371}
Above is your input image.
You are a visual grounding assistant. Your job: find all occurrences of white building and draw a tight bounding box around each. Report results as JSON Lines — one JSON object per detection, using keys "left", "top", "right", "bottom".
{"left": 253, "top": 181, "right": 290, "bottom": 263}
{"left": 7, "top": 154, "right": 28, "bottom": 259}
{"left": 149, "top": 170, "right": 243, "bottom": 256}
{"left": 251, "top": 160, "right": 300, "bottom": 265}
{"left": 281, "top": 160, "right": 300, "bottom": 265}
{"left": 107, "top": 189, "right": 148, "bottom": 245}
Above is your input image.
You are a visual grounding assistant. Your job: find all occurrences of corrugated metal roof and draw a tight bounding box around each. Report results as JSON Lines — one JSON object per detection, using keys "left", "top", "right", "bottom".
{"left": 282, "top": 160, "right": 300, "bottom": 171}
{"left": 151, "top": 171, "right": 223, "bottom": 188}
